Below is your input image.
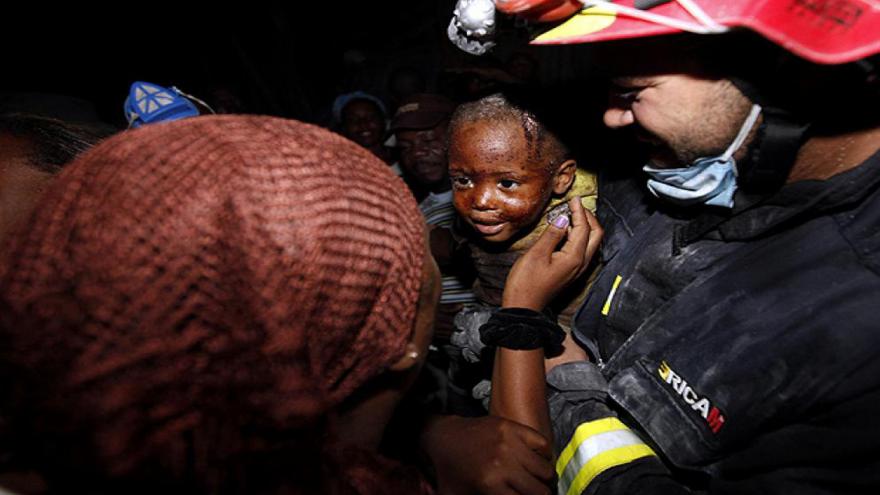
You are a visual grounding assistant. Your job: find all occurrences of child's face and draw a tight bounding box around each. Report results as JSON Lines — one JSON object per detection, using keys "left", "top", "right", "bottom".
{"left": 448, "top": 119, "right": 556, "bottom": 243}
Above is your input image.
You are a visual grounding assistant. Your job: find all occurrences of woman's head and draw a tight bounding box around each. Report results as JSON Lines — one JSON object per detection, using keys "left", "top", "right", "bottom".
{"left": 448, "top": 93, "right": 577, "bottom": 243}
{"left": 0, "top": 115, "right": 435, "bottom": 492}
{"left": 334, "top": 92, "right": 388, "bottom": 150}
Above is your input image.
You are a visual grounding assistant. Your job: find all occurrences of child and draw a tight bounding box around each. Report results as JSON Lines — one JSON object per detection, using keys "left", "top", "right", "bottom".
{"left": 444, "top": 92, "right": 599, "bottom": 411}
{"left": 449, "top": 93, "right": 598, "bottom": 326}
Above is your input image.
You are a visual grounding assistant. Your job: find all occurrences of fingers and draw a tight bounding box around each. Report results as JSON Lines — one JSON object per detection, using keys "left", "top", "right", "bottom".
{"left": 508, "top": 423, "right": 555, "bottom": 494}
{"left": 564, "top": 199, "right": 603, "bottom": 277}
{"left": 507, "top": 468, "right": 554, "bottom": 495}
{"left": 559, "top": 197, "right": 590, "bottom": 258}
{"left": 569, "top": 196, "right": 588, "bottom": 226}
{"left": 514, "top": 421, "right": 553, "bottom": 460}
{"left": 528, "top": 211, "right": 570, "bottom": 259}
{"left": 517, "top": 447, "right": 556, "bottom": 482}
{"left": 583, "top": 208, "right": 604, "bottom": 264}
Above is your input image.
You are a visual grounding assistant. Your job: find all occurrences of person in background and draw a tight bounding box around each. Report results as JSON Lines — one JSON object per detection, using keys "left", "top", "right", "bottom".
{"left": 386, "top": 66, "right": 428, "bottom": 115}
{"left": 392, "top": 92, "right": 478, "bottom": 332}
{"left": 333, "top": 91, "right": 395, "bottom": 167}
{"left": 390, "top": 93, "right": 478, "bottom": 415}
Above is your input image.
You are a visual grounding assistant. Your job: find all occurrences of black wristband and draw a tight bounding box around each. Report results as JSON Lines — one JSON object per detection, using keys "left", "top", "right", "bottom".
{"left": 478, "top": 307, "right": 565, "bottom": 355}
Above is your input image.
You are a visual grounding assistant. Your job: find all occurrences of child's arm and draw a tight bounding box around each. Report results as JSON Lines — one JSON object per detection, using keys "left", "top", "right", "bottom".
{"left": 491, "top": 197, "right": 603, "bottom": 443}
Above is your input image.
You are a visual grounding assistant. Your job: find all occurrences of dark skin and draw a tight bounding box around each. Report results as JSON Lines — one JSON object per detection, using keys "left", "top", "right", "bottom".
{"left": 420, "top": 198, "right": 602, "bottom": 495}
{"left": 495, "top": 197, "right": 602, "bottom": 435}
{"left": 427, "top": 35, "right": 880, "bottom": 495}
{"left": 420, "top": 414, "right": 555, "bottom": 495}
{"left": 341, "top": 99, "right": 392, "bottom": 163}
{"left": 396, "top": 121, "right": 452, "bottom": 193}
{"left": 335, "top": 246, "right": 441, "bottom": 450}
{"left": 419, "top": 117, "right": 593, "bottom": 495}
{"left": 448, "top": 118, "right": 576, "bottom": 244}
{"left": 396, "top": 120, "right": 456, "bottom": 266}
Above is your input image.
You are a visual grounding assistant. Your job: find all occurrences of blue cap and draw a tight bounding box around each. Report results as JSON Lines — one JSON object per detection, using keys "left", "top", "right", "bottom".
{"left": 124, "top": 81, "right": 200, "bottom": 128}
{"left": 331, "top": 91, "right": 387, "bottom": 125}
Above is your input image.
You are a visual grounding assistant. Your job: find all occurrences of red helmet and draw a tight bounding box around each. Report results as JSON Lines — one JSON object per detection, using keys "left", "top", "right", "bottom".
{"left": 493, "top": 0, "right": 879, "bottom": 64}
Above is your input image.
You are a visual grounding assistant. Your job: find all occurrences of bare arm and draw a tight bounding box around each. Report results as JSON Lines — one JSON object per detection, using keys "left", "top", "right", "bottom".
{"left": 490, "top": 347, "right": 552, "bottom": 440}
{"left": 491, "top": 197, "right": 603, "bottom": 443}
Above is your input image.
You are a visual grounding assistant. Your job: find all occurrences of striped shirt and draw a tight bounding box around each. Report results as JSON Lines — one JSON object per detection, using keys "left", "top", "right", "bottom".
{"left": 419, "top": 191, "right": 476, "bottom": 305}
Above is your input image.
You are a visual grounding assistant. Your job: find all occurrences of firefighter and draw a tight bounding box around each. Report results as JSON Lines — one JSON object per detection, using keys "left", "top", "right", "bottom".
{"left": 431, "top": 0, "right": 880, "bottom": 493}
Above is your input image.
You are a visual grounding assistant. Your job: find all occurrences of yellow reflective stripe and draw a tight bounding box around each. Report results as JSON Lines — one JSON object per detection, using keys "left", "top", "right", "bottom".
{"left": 559, "top": 429, "right": 647, "bottom": 492}
{"left": 556, "top": 417, "right": 628, "bottom": 476}
{"left": 601, "top": 275, "right": 623, "bottom": 316}
{"left": 565, "top": 443, "right": 656, "bottom": 495}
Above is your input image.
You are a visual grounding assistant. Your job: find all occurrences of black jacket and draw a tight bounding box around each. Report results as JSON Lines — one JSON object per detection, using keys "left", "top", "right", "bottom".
{"left": 549, "top": 150, "right": 880, "bottom": 495}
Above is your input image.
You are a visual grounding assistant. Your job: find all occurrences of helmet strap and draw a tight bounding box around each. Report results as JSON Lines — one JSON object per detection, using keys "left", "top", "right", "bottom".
{"left": 729, "top": 77, "right": 811, "bottom": 193}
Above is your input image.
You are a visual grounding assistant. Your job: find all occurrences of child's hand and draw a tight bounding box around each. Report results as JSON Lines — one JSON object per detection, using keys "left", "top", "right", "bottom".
{"left": 502, "top": 197, "right": 603, "bottom": 311}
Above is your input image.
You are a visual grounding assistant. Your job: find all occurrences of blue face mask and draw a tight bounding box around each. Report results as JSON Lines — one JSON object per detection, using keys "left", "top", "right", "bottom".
{"left": 643, "top": 104, "right": 762, "bottom": 208}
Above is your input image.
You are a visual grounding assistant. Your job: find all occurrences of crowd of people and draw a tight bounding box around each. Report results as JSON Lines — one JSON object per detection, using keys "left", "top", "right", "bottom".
{"left": 1, "top": 0, "right": 878, "bottom": 494}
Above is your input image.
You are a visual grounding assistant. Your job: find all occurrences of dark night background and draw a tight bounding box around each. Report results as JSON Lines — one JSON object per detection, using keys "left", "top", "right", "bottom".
{"left": 4, "top": 2, "right": 609, "bottom": 124}
{"left": 2, "top": 1, "right": 639, "bottom": 173}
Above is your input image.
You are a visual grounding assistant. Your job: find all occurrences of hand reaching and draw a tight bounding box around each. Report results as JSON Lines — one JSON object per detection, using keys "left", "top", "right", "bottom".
{"left": 502, "top": 197, "right": 603, "bottom": 311}
{"left": 421, "top": 415, "right": 555, "bottom": 495}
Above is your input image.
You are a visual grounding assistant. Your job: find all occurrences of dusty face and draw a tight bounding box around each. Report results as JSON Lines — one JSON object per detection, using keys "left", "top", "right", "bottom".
{"left": 448, "top": 119, "right": 556, "bottom": 243}
{"left": 342, "top": 99, "right": 385, "bottom": 149}
{"left": 0, "top": 135, "right": 54, "bottom": 244}
{"left": 395, "top": 121, "right": 449, "bottom": 187}
{"left": 604, "top": 73, "right": 753, "bottom": 169}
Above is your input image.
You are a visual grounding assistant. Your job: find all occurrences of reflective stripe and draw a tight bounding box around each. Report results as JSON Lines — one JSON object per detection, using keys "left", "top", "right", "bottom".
{"left": 556, "top": 418, "right": 656, "bottom": 495}
{"left": 601, "top": 275, "right": 622, "bottom": 316}
{"left": 556, "top": 417, "right": 627, "bottom": 475}
{"left": 562, "top": 444, "right": 656, "bottom": 495}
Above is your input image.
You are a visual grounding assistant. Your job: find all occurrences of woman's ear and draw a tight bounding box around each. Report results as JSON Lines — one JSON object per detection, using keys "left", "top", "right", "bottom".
{"left": 552, "top": 159, "right": 577, "bottom": 195}
{"left": 388, "top": 343, "right": 421, "bottom": 372}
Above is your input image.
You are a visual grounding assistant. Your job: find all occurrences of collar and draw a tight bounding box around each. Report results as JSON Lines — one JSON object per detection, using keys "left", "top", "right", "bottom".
{"left": 425, "top": 189, "right": 454, "bottom": 203}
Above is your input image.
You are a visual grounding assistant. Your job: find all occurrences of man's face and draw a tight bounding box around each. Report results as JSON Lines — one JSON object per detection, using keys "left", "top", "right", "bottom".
{"left": 604, "top": 73, "right": 753, "bottom": 168}
{"left": 342, "top": 100, "right": 385, "bottom": 149}
{"left": 448, "top": 118, "right": 555, "bottom": 243}
{"left": 396, "top": 121, "right": 449, "bottom": 186}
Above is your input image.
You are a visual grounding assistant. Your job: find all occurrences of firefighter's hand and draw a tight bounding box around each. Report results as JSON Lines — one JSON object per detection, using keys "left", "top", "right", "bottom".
{"left": 502, "top": 197, "right": 603, "bottom": 311}
{"left": 421, "top": 415, "right": 554, "bottom": 495}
